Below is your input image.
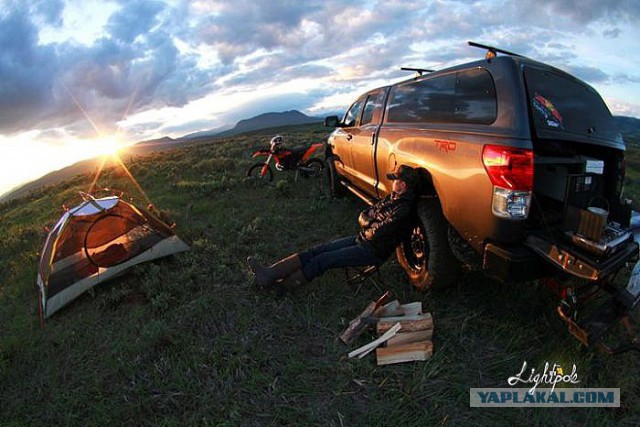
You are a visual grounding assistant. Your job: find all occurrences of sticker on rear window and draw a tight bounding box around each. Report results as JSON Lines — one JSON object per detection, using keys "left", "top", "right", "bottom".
{"left": 532, "top": 93, "right": 564, "bottom": 129}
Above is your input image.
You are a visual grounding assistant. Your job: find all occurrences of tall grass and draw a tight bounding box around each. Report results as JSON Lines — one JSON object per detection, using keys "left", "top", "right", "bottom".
{"left": 1, "top": 124, "right": 639, "bottom": 425}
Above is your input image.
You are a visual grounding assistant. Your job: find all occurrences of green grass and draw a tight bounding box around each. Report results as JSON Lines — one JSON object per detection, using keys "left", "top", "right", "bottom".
{"left": 624, "top": 144, "right": 640, "bottom": 209}
{"left": 2, "top": 124, "right": 640, "bottom": 425}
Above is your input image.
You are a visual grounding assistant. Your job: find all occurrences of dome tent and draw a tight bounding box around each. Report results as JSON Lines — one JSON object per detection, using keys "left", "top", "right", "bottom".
{"left": 37, "top": 192, "right": 189, "bottom": 319}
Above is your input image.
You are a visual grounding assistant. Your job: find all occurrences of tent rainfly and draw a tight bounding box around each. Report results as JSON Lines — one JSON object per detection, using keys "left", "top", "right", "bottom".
{"left": 37, "top": 194, "right": 189, "bottom": 319}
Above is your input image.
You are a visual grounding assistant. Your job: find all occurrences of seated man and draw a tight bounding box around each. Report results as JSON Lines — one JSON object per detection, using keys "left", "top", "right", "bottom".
{"left": 247, "top": 165, "right": 419, "bottom": 292}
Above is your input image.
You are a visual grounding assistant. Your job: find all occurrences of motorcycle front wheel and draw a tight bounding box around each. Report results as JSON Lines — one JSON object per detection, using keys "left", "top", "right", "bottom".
{"left": 247, "top": 163, "right": 274, "bottom": 181}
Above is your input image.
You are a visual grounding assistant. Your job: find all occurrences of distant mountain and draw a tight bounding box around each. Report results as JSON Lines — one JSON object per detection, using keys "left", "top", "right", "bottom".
{"left": 182, "top": 126, "right": 230, "bottom": 140}
{"left": 615, "top": 116, "right": 640, "bottom": 146}
{"left": 216, "top": 110, "right": 321, "bottom": 137}
{"left": 135, "top": 136, "right": 176, "bottom": 146}
{"left": 614, "top": 116, "right": 640, "bottom": 133}
{"left": 0, "top": 157, "right": 115, "bottom": 203}
{"left": 173, "top": 110, "right": 321, "bottom": 140}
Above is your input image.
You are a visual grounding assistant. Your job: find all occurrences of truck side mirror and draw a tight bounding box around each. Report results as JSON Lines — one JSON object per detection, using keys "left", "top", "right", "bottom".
{"left": 324, "top": 115, "right": 341, "bottom": 128}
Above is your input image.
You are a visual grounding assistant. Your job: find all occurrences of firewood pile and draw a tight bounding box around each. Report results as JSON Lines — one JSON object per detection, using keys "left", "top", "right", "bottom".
{"left": 340, "top": 295, "right": 434, "bottom": 366}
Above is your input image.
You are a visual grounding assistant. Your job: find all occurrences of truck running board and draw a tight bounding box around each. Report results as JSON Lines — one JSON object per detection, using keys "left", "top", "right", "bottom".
{"left": 340, "top": 181, "right": 375, "bottom": 206}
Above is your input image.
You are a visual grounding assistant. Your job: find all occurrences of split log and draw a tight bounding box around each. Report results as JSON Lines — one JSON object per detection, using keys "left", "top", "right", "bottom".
{"left": 386, "top": 329, "right": 433, "bottom": 346}
{"left": 339, "top": 301, "right": 376, "bottom": 344}
{"left": 340, "top": 291, "right": 392, "bottom": 344}
{"left": 375, "top": 301, "right": 422, "bottom": 317}
{"left": 348, "top": 322, "right": 401, "bottom": 359}
{"left": 376, "top": 313, "right": 433, "bottom": 334}
{"left": 396, "top": 302, "right": 422, "bottom": 316}
{"left": 374, "top": 300, "right": 401, "bottom": 316}
{"left": 376, "top": 340, "right": 433, "bottom": 365}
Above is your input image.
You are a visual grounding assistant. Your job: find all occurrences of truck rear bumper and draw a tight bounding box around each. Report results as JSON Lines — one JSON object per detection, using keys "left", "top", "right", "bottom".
{"left": 524, "top": 234, "right": 638, "bottom": 281}
{"left": 482, "top": 242, "right": 549, "bottom": 282}
{"left": 483, "top": 231, "right": 639, "bottom": 283}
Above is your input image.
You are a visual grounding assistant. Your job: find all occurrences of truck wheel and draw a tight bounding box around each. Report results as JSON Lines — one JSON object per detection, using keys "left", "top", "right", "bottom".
{"left": 327, "top": 155, "right": 348, "bottom": 198}
{"left": 396, "top": 200, "right": 461, "bottom": 290}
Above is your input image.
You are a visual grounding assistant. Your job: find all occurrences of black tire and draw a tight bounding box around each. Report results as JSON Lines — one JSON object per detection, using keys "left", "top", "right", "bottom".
{"left": 247, "top": 163, "right": 273, "bottom": 181}
{"left": 300, "top": 158, "right": 330, "bottom": 197}
{"left": 300, "top": 158, "right": 326, "bottom": 178}
{"left": 396, "top": 199, "right": 461, "bottom": 290}
{"left": 326, "top": 155, "right": 348, "bottom": 198}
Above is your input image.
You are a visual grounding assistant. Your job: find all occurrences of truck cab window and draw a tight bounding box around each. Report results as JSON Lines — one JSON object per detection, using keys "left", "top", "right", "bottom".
{"left": 343, "top": 98, "right": 365, "bottom": 127}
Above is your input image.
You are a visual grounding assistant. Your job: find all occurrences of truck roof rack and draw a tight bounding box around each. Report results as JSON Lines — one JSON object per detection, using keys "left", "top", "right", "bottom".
{"left": 468, "top": 41, "right": 527, "bottom": 60}
{"left": 400, "top": 67, "right": 435, "bottom": 76}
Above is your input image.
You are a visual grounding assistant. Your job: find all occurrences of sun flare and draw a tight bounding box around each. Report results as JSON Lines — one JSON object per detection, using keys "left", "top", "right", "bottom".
{"left": 93, "top": 136, "right": 125, "bottom": 156}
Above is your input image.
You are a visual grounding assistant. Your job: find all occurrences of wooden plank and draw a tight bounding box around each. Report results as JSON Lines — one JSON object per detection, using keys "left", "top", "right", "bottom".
{"left": 348, "top": 322, "right": 401, "bottom": 359}
{"left": 398, "top": 302, "right": 422, "bottom": 316}
{"left": 376, "top": 314, "right": 433, "bottom": 334}
{"left": 376, "top": 341, "right": 433, "bottom": 365}
{"left": 374, "top": 300, "right": 401, "bottom": 317}
{"left": 386, "top": 329, "right": 433, "bottom": 346}
{"left": 375, "top": 301, "right": 423, "bottom": 317}
{"left": 375, "top": 312, "right": 431, "bottom": 323}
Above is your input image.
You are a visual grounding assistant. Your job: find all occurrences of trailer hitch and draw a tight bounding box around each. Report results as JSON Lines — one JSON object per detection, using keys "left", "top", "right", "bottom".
{"left": 557, "top": 260, "right": 640, "bottom": 355}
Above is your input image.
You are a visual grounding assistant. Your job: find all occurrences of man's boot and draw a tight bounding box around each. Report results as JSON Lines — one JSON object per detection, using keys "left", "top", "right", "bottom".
{"left": 276, "top": 269, "right": 308, "bottom": 295}
{"left": 247, "top": 254, "right": 301, "bottom": 288}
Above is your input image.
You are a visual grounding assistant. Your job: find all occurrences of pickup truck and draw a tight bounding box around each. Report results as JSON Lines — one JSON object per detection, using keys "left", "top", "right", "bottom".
{"left": 324, "top": 42, "right": 640, "bottom": 353}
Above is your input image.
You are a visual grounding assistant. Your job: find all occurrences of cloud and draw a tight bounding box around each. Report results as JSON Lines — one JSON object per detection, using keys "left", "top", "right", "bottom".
{"left": 107, "top": 1, "right": 165, "bottom": 43}
{"left": 541, "top": 0, "right": 640, "bottom": 25}
{"left": 0, "top": 5, "right": 59, "bottom": 133}
{"left": 0, "top": 0, "right": 215, "bottom": 138}
{"left": 195, "top": 0, "right": 318, "bottom": 64}
{"left": 603, "top": 27, "right": 621, "bottom": 38}
{"left": 0, "top": 0, "right": 639, "bottom": 146}
{"left": 32, "top": 0, "right": 65, "bottom": 26}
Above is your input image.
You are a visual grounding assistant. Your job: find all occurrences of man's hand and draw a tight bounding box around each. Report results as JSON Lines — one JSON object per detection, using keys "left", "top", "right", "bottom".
{"left": 358, "top": 208, "right": 375, "bottom": 228}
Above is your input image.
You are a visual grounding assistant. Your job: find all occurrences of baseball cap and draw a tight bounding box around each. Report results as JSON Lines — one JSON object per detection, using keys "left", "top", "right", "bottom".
{"left": 386, "top": 165, "right": 419, "bottom": 189}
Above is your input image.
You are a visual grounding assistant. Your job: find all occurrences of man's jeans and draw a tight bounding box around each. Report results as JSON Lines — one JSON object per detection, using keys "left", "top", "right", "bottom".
{"left": 299, "top": 236, "right": 384, "bottom": 281}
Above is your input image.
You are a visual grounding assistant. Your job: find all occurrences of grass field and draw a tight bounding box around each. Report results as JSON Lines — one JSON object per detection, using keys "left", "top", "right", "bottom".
{"left": 1, "top": 123, "right": 640, "bottom": 425}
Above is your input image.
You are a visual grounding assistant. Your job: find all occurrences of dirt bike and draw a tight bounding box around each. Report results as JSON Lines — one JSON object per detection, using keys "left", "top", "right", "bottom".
{"left": 247, "top": 135, "right": 326, "bottom": 181}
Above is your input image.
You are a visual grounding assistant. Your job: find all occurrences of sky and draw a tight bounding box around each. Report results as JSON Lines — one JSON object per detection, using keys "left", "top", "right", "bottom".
{"left": 1, "top": 0, "right": 640, "bottom": 197}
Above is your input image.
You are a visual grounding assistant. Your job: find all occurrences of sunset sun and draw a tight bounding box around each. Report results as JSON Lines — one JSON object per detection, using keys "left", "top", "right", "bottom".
{"left": 92, "top": 136, "right": 126, "bottom": 157}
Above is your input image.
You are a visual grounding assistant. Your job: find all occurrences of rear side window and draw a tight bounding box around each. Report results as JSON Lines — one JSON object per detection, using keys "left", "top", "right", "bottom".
{"left": 361, "top": 90, "right": 385, "bottom": 125}
{"left": 524, "top": 67, "right": 619, "bottom": 142}
{"left": 387, "top": 68, "right": 496, "bottom": 124}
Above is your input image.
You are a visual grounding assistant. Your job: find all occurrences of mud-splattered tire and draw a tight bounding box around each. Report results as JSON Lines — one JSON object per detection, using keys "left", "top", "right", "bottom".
{"left": 396, "top": 199, "right": 461, "bottom": 290}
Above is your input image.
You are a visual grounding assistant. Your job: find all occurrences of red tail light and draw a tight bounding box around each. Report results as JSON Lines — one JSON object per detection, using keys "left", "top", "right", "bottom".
{"left": 482, "top": 145, "right": 534, "bottom": 191}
